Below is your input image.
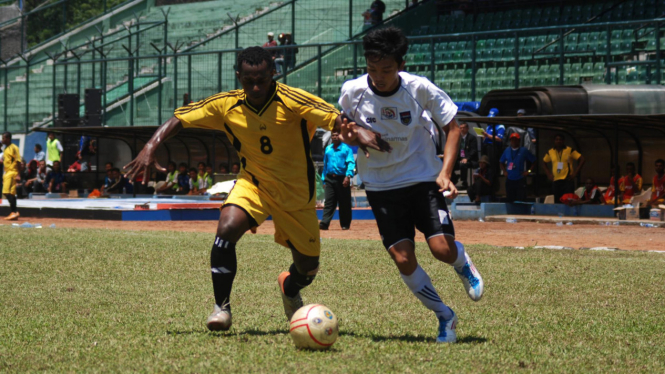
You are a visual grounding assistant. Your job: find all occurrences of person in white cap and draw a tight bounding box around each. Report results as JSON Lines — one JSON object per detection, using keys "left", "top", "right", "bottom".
{"left": 263, "top": 32, "right": 278, "bottom": 59}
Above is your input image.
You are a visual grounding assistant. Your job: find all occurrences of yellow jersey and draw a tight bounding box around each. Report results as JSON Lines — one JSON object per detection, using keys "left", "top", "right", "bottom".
{"left": 2, "top": 143, "right": 20, "bottom": 174}
{"left": 175, "top": 82, "right": 339, "bottom": 211}
{"left": 543, "top": 146, "right": 581, "bottom": 181}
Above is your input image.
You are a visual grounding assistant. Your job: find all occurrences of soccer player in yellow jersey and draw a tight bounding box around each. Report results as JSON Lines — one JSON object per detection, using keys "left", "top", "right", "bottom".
{"left": 2, "top": 132, "right": 21, "bottom": 220}
{"left": 125, "top": 47, "right": 389, "bottom": 331}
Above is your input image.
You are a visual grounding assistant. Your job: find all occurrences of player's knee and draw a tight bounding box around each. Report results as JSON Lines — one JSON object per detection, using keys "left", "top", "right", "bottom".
{"left": 289, "top": 263, "right": 317, "bottom": 287}
{"left": 216, "top": 216, "right": 245, "bottom": 242}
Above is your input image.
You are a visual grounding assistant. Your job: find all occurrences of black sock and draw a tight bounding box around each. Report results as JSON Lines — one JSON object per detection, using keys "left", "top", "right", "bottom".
{"left": 210, "top": 237, "right": 237, "bottom": 310}
{"left": 5, "top": 195, "right": 16, "bottom": 213}
{"left": 283, "top": 263, "right": 316, "bottom": 298}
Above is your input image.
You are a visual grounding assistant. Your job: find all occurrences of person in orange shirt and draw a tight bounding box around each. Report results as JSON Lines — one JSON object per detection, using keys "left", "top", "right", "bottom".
{"left": 603, "top": 165, "right": 619, "bottom": 204}
{"left": 619, "top": 162, "right": 643, "bottom": 204}
{"left": 647, "top": 159, "right": 665, "bottom": 207}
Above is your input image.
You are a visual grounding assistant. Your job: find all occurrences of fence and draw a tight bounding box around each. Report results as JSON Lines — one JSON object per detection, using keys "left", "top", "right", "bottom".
{"left": 0, "top": 15, "right": 663, "bottom": 133}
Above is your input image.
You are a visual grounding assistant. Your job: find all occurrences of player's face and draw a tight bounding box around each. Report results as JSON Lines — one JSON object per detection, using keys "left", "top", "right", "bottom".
{"left": 1, "top": 134, "right": 9, "bottom": 145}
{"left": 236, "top": 61, "right": 275, "bottom": 104}
{"left": 366, "top": 56, "right": 405, "bottom": 93}
{"left": 626, "top": 164, "right": 635, "bottom": 175}
{"left": 656, "top": 162, "right": 664, "bottom": 174}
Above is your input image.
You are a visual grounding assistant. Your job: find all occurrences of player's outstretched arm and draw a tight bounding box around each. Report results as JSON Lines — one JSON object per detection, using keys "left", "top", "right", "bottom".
{"left": 437, "top": 118, "right": 461, "bottom": 198}
{"left": 336, "top": 115, "right": 392, "bottom": 158}
{"left": 124, "top": 117, "right": 183, "bottom": 184}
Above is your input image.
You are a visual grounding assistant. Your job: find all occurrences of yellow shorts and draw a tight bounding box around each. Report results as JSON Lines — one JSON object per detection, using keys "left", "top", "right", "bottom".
{"left": 2, "top": 172, "right": 17, "bottom": 195}
{"left": 224, "top": 178, "right": 320, "bottom": 257}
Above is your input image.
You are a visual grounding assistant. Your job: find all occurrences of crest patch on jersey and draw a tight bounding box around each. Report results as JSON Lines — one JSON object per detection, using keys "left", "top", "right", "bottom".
{"left": 399, "top": 111, "right": 412, "bottom": 125}
{"left": 381, "top": 107, "right": 397, "bottom": 120}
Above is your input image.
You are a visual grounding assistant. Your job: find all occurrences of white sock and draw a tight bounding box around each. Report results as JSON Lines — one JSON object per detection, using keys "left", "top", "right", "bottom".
{"left": 400, "top": 265, "right": 453, "bottom": 320}
{"left": 451, "top": 240, "right": 467, "bottom": 271}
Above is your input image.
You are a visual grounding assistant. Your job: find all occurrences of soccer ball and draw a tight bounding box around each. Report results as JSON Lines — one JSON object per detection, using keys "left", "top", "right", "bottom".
{"left": 289, "top": 304, "right": 338, "bottom": 350}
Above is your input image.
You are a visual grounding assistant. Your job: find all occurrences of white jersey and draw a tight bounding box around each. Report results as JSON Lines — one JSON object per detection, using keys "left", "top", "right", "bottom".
{"left": 339, "top": 72, "right": 457, "bottom": 191}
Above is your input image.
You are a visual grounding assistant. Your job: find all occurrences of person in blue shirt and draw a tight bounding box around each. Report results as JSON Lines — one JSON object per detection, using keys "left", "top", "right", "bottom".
{"left": 499, "top": 133, "right": 535, "bottom": 202}
{"left": 319, "top": 130, "right": 356, "bottom": 230}
{"left": 481, "top": 108, "right": 505, "bottom": 160}
{"left": 176, "top": 162, "right": 190, "bottom": 195}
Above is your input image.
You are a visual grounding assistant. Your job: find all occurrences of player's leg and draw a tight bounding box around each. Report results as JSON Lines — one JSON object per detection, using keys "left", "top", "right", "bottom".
{"left": 3, "top": 172, "right": 18, "bottom": 220}
{"left": 415, "top": 182, "right": 483, "bottom": 301}
{"left": 273, "top": 207, "right": 320, "bottom": 320}
{"left": 367, "top": 186, "right": 457, "bottom": 343}
{"left": 207, "top": 180, "right": 268, "bottom": 331}
{"left": 338, "top": 180, "right": 352, "bottom": 229}
{"left": 319, "top": 178, "right": 338, "bottom": 230}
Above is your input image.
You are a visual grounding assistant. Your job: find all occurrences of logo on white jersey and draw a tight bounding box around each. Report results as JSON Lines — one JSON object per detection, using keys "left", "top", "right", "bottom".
{"left": 381, "top": 107, "right": 397, "bottom": 120}
{"left": 399, "top": 111, "right": 412, "bottom": 125}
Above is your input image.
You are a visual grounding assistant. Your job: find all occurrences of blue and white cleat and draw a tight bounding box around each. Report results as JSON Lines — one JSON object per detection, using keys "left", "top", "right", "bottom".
{"left": 437, "top": 311, "right": 458, "bottom": 343}
{"left": 455, "top": 251, "right": 484, "bottom": 301}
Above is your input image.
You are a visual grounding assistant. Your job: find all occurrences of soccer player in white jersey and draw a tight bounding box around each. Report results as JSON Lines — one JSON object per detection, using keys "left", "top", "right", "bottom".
{"left": 338, "top": 27, "right": 484, "bottom": 343}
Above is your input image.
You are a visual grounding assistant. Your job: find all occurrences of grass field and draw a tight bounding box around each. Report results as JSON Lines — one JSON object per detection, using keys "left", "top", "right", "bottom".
{"left": 1, "top": 226, "right": 664, "bottom": 373}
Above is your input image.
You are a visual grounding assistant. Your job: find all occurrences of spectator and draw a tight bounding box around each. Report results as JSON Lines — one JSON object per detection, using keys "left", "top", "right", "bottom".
{"left": 468, "top": 155, "right": 493, "bottom": 204}
{"left": 197, "top": 163, "right": 213, "bottom": 194}
{"left": 176, "top": 163, "right": 190, "bottom": 194}
{"left": 219, "top": 163, "right": 229, "bottom": 174}
{"left": 362, "top": 8, "right": 374, "bottom": 31}
{"left": 67, "top": 152, "right": 88, "bottom": 172}
{"left": 263, "top": 32, "right": 278, "bottom": 59}
{"left": 100, "top": 167, "right": 116, "bottom": 195}
{"left": 481, "top": 108, "right": 504, "bottom": 160}
{"left": 275, "top": 33, "right": 298, "bottom": 74}
{"left": 569, "top": 178, "right": 603, "bottom": 206}
{"left": 33, "top": 143, "right": 45, "bottom": 162}
{"left": 647, "top": 159, "right": 665, "bottom": 207}
{"left": 230, "top": 162, "right": 240, "bottom": 174}
{"left": 452, "top": 121, "right": 478, "bottom": 190}
{"left": 20, "top": 160, "right": 39, "bottom": 197}
{"left": 33, "top": 160, "right": 47, "bottom": 193}
{"left": 619, "top": 162, "right": 643, "bottom": 204}
{"left": 45, "top": 161, "right": 67, "bottom": 193}
{"left": 107, "top": 168, "right": 133, "bottom": 194}
{"left": 155, "top": 161, "right": 179, "bottom": 194}
{"left": 46, "top": 132, "right": 63, "bottom": 168}
{"left": 105, "top": 162, "right": 114, "bottom": 172}
{"left": 541, "top": 133, "right": 585, "bottom": 204}
{"left": 603, "top": 165, "right": 619, "bottom": 204}
{"left": 206, "top": 164, "right": 214, "bottom": 179}
{"left": 319, "top": 130, "right": 356, "bottom": 231}
{"left": 187, "top": 168, "right": 200, "bottom": 195}
{"left": 15, "top": 161, "right": 28, "bottom": 199}
{"left": 499, "top": 133, "right": 535, "bottom": 202}
{"left": 517, "top": 109, "right": 537, "bottom": 155}
{"left": 371, "top": 0, "right": 386, "bottom": 24}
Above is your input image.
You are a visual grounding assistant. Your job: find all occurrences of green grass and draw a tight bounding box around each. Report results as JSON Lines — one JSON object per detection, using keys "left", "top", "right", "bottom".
{"left": 1, "top": 226, "right": 664, "bottom": 373}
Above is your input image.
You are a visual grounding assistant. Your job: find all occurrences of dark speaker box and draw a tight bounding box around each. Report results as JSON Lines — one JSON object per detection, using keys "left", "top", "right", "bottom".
{"left": 82, "top": 114, "right": 102, "bottom": 127}
{"left": 84, "top": 89, "right": 102, "bottom": 116}
{"left": 58, "top": 94, "right": 80, "bottom": 121}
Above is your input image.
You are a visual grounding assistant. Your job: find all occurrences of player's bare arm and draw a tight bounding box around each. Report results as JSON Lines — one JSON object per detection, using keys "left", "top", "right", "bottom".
{"left": 124, "top": 117, "right": 183, "bottom": 183}
{"left": 437, "top": 118, "right": 461, "bottom": 197}
{"left": 337, "top": 115, "right": 392, "bottom": 157}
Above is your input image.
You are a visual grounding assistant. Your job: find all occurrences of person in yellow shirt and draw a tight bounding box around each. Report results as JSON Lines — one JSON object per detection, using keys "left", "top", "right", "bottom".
{"left": 541, "top": 133, "right": 585, "bottom": 203}
{"left": 124, "top": 47, "right": 389, "bottom": 332}
{"left": 2, "top": 132, "right": 21, "bottom": 220}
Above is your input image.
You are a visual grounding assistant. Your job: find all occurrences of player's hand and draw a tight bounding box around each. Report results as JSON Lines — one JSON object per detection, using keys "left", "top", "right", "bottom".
{"left": 437, "top": 174, "right": 458, "bottom": 199}
{"left": 124, "top": 143, "right": 165, "bottom": 184}
{"left": 343, "top": 176, "right": 350, "bottom": 188}
{"left": 355, "top": 127, "right": 392, "bottom": 158}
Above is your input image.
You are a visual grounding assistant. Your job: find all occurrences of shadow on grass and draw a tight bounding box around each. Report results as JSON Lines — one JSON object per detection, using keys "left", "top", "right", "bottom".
{"left": 166, "top": 329, "right": 288, "bottom": 337}
{"left": 341, "top": 331, "right": 487, "bottom": 344}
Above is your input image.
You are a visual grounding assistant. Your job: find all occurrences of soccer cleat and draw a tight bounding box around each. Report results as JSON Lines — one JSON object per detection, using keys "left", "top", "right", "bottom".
{"left": 455, "top": 252, "right": 484, "bottom": 301}
{"left": 4, "top": 212, "right": 18, "bottom": 221}
{"left": 318, "top": 222, "right": 329, "bottom": 230}
{"left": 206, "top": 304, "right": 232, "bottom": 331}
{"left": 278, "top": 271, "right": 303, "bottom": 321}
{"left": 437, "top": 311, "right": 458, "bottom": 343}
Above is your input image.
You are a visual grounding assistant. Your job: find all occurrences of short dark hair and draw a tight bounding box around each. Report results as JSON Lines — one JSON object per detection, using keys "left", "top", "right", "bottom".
{"left": 2, "top": 131, "right": 11, "bottom": 140}
{"left": 198, "top": 161, "right": 206, "bottom": 168}
{"left": 189, "top": 167, "right": 198, "bottom": 174}
{"left": 35, "top": 143, "right": 42, "bottom": 151}
{"left": 168, "top": 161, "right": 177, "bottom": 168}
{"left": 236, "top": 46, "right": 274, "bottom": 73}
{"left": 656, "top": 159, "right": 665, "bottom": 165}
{"left": 232, "top": 162, "right": 240, "bottom": 167}
{"left": 363, "top": 26, "right": 409, "bottom": 65}
{"left": 112, "top": 168, "right": 121, "bottom": 173}
{"left": 179, "top": 162, "right": 188, "bottom": 169}
{"left": 554, "top": 133, "right": 565, "bottom": 141}
{"left": 105, "top": 161, "right": 113, "bottom": 167}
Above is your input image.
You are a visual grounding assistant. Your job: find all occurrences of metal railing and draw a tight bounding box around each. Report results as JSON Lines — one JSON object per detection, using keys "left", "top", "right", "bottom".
{"left": 1, "top": 13, "right": 663, "bottom": 133}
